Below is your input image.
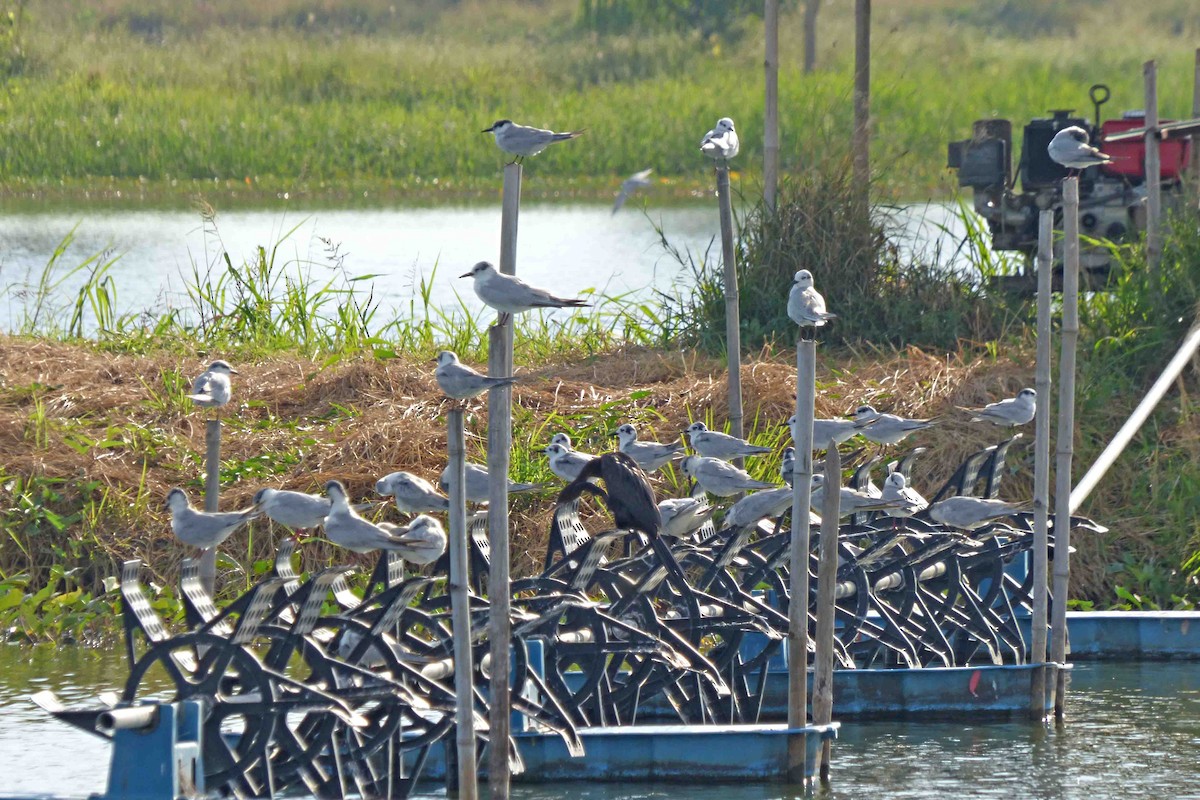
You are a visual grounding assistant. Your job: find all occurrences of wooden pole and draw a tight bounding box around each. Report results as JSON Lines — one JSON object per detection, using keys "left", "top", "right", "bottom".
{"left": 852, "top": 0, "right": 871, "bottom": 191}
{"left": 786, "top": 339, "right": 816, "bottom": 783}
{"left": 803, "top": 0, "right": 819, "bottom": 74}
{"left": 1029, "top": 209, "right": 1054, "bottom": 718}
{"left": 447, "top": 409, "right": 479, "bottom": 800}
{"left": 813, "top": 445, "right": 841, "bottom": 784}
{"left": 1144, "top": 60, "right": 1162, "bottom": 272}
{"left": 764, "top": 0, "right": 780, "bottom": 212}
{"left": 486, "top": 161, "right": 520, "bottom": 798}
{"left": 716, "top": 162, "right": 745, "bottom": 460}
{"left": 200, "top": 418, "right": 221, "bottom": 595}
{"left": 1192, "top": 48, "right": 1200, "bottom": 194}
{"left": 1051, "top": 176, "right": 1081, "bottom": 719}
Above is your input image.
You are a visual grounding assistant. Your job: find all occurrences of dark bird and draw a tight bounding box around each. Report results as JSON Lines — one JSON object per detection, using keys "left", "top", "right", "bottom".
{"left": 557, "top": 451, "right": 661, "bottom": 540}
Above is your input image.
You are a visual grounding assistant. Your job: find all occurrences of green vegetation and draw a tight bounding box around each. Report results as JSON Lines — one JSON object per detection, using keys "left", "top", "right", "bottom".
{"left": 1, "top": 0, "right": 1200, "bottom": 638}
{"left": 1, "top": 0, "right": 1199, "bottom": 201}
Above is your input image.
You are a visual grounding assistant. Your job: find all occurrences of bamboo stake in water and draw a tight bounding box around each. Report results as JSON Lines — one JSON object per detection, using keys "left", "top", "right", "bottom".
{"left": 1029, "top": 209, "right": 1054, "bottom": 718}
{"left": 447, "top": 409, "right": 479, "bottom": 800}
{"left": 486, "top": 161, "right": 520, "bottom": 799}
{"left": 1144, "top": 60, "right": 1162, "bottom": 273}
{"left": 200, "top": 418, "right": 221, "bottom": 596}
{"left": 1051, "top": 177, "right": 1081, "bottom": 718}
{"left": 763, "top": 0, "right": 780, "bottom": 212}
{"left": 851, "top": 0, "right": 871, "bottom": 192}
{"left": 786, "top": 339, "right": 816, "bottom": 783}
{"left": 813, "top": 445, "right": 841, "bottom": 784}
{"left": 715, "top": 162, "right": 744, "bottom": 461}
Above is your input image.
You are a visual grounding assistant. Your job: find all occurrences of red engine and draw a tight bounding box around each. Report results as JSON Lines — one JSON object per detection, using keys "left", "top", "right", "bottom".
{"left": 1100, "top": 114, "right": 1192, "bottom": 180}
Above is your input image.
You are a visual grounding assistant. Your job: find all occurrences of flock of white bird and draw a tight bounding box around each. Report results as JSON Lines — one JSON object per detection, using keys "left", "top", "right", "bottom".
{"left": 166, "top": 114, "right": 1050, "bottom": 571}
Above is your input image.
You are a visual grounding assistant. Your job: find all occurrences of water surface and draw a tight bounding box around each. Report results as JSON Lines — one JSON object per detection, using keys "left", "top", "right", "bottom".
{"left": 0, "top": 201, "right": 986, "bottom": 335}
{"left": 1, "top": 649, "right": 1195, "bottom": 799}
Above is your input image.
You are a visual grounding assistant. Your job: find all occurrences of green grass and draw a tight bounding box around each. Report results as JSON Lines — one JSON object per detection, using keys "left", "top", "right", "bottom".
{"left": 1, "top": 0, "right": 1199, "bottom": 200}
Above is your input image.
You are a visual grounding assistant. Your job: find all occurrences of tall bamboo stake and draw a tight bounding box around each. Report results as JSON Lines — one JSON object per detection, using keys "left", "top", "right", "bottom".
{"left": 447, "top": 409, "right": 479, "bottom": 800}
{"left": 813, "top": 445, "right": 841, "bottom": 784}
{"left": 1145, "top": 60, "right": 1162, "bottom": 272}
{"left": 851, "top": 0, "right": 871, "bottom": 192}
{"left": 803, "top": 0, "right": 819, "bottom": 74}
{"left": 786, "top": 339, "right": 816, "bottom": 782}
{"left": 764, "top": 0, "right": 780, "bottom": 212}
{"left": 1030, "top": 209, "right": 1054, "bottom": 718}
{"left": 716, "top": 162, "right": 744, "bottom": 459}
{"left": 1051, "top": 177, "right": 1081, "bottom": 718}
{"left": 486, "top": 161, "right": 520, "bottom": 798}
{"left": 200, "top": 419, "right": 221, "bottom": 595}
{"left": 1192, "top": 49, "right": 1200, "bottom": 193}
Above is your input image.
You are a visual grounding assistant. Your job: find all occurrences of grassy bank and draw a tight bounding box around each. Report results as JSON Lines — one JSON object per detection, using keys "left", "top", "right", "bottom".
{"left": 2, "top": 189, "right": 1200, "bottom": 642}
{"left": 2, "top": 0, "right": 1200, "bottom": 202}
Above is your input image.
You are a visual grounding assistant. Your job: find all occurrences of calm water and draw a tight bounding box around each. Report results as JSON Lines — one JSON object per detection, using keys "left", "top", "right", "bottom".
{"left": 1, "top": 646, "right": 1196, "bottom": 799}
{"left": 0, "top": 201, "right": 979, "bottom": 334}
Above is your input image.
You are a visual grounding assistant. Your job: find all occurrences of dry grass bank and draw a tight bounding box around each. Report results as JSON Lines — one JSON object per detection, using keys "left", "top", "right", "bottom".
{"left": 0, "top": 335, "right": 1192, "bottom": 603}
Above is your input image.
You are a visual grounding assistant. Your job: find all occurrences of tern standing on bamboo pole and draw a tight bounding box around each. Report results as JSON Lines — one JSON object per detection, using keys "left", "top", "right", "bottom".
{"left": 1144, "top": 60, "right": 1162, "bottom": 272}
{"left": 1030, "top": 209, "right": 1054, "bottom": 718}
{"left": 188, "top": 359, "right": 237, "bottom": 595}
{"left": 487, "top": 160, "right": 522, "bottom": 799}
{"left": 1051, "top": 177, "right": 1082, "bottom": 719}
{"left": 447, "top": 409, "right": 479, "bottom": 800}
{"left": 787, "top": 338, "right": 816, "bottom": 783}
{"left": 813, "top": 446, "right": 841, "bottom": 783}
{"left": 700, "top": 116, "right": 745, "bottom": 461}
{"left": 787, "top": 267, "right": 831, "bottom": 780}
{"left": 764, "top": 0, "right": 779, "bottom": 211}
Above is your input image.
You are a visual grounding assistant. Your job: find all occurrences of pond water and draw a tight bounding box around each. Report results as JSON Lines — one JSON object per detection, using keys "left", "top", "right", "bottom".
{"left": 1, "top": 647, "right": 1196, "bottom": 799}
{"left": 0, "top": 201, "right": 983, "bottom": 335}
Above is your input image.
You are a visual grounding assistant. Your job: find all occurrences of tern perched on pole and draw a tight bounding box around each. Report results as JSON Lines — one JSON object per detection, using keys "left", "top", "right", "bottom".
{"left": 1047, "top": 126, "right": 1114, "bottom": 172}
{"left": 700, "top": 117, "right": 740, "bottom": 161}
{"left": 187, "top": 360, "right": 236, "bottom": 412}
{"left": 787, "top": 269, "right": 836, "bottom": 336}
{"left": 460, "top": 261, "right": 589, "bottom": 326}
{"left": 482, "top": 119, "right": 585, "bottom": 164}
{"left": 435, "top": 350, "right": 519, "bottom": 400}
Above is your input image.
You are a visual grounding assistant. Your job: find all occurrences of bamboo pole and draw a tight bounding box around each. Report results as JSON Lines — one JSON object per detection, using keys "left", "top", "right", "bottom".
{"left": 1145, "top": 60, "right": 1162, "bottom": 272}
{"left": 786, "top": 339, "right": 816, "bottom": 783}
{"left": 1070, "top": 315, "right": 1200, "bottom": 514}
{"left": 1051, "top": 176, "right": 1081, "bottom": 718}
{"left": 1029, "top": 209, "right": 1054, "bottom": 718}
{"left": 803, "top": 0, "right": 819, "bottom": 74}
{"left": 1192, "top": 49, "right": 1200, "bottom": 194}
{"left": 200, "top": 419, "right": 221, "bottom": 595}
{"left": 447, "top": 409, "right": 479, "bottom": 800}
{"left": 716, "top": 163, "right": 745, "bottom": 459}
{"left": 486, "top": 161, "right": 520, "bottom": 798}
{"left": 813, "top": 445, "right": 841, "bottom": 784}
{"left": 851, "top": 0, "right": 871, "bottom": 191}
{"left": 764, "top": 0, "right": 780, "bottom": 212}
